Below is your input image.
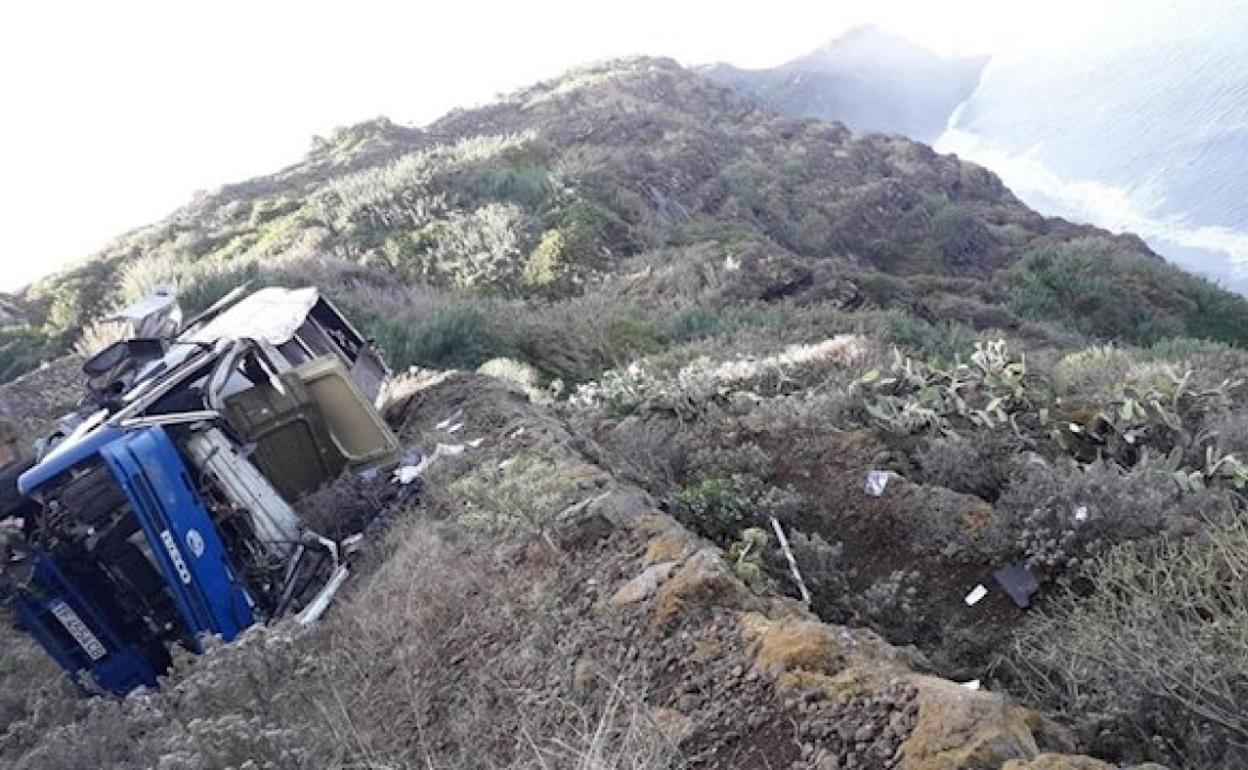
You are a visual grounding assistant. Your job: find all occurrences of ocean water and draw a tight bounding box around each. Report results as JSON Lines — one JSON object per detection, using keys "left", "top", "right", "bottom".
{"left": 934, "top": 0, "right": 1248, "bottom": 293}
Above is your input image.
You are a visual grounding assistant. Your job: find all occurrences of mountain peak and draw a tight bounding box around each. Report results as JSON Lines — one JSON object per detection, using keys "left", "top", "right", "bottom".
{"left": 702, "top": 26, "right": 987, "bottom": 143}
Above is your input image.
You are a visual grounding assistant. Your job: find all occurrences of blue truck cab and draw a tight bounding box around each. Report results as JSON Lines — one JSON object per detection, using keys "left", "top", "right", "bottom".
{"left": 5, "top": 425, "right": 256, "bottom": 693}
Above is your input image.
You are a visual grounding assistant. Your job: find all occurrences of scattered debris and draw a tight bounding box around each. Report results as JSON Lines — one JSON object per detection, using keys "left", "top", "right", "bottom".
{"left": 392, "top": 443, "right": 470, "bottom": 484}
{"left": 434, "top": 410, "right": 464, "bottom": 431}
{"left": 769, "top": 515, "right": 812, "bottom": 605}
{"left": 864, "top": 469, "right": 891, "bottom": 497}
{"left": 964, "top": 584, "right": 988, "bottom": 606}
{"left": 392, "top": 463, "right": 425, "bottom": 486}
{"left": 993, "top": 563, "right": 1040, "bottom": 609}
{"left": 1073, "top": 505, "right": 1089, "bottom": 523}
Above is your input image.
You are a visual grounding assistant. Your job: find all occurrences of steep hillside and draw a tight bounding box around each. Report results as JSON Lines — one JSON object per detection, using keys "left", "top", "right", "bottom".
{"left": 701, "top": 27, "right": 987, "bottom": 143}
{"left": 6, "top": 58, "right": 1248, "bottom": 390}
{"left": 1, "top": 362, "right": 1177, "bottom": 770}
{"left": 3, "top": 57, "right": 1248, "bottom": 768}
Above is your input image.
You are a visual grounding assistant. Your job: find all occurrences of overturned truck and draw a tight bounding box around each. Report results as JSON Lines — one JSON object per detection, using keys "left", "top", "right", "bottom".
{"left": 0, "top": 286, "right": 400, "bottom": 695}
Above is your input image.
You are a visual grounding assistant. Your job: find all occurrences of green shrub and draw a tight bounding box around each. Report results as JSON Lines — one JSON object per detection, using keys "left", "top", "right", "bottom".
{"left": 916, "top": 433, "right": 1021, "bottom": 502}
{"left": 364, "top": 305, "right": 508, "bottom": 371}
{"left": 665, "top": 308, "right": 723, "bottom": 343}
{"left": 674, "top": 476, "right": 760, "bottom": 543}
{"left": 1007, "top": 242, "right": 1147, "bottom": 342}
{"left": 603, "top": 311, "right": 663, "bottom": 361}
{"left": 450, "top": 453, "right": 599, "bottom": 546}
{"left": 1182, "top": 275, "right": 1248, "bottom": 345}
{"left": 469, "top": 163, "right": 554, "bottom": 208}
{"left": 1004, "top": 239, "right": 1248, "bottom": 347}
{"left": 0, "top": 326, "right": 69, "bottom": 383}
{"left": 884, "top": 312, "right": 977, "bottom": 363}
{"left": 523, "top": 229, "right": 566, "bottom": 288}
{"left": 673, "top": 474, "right": 801, "bottom": 545}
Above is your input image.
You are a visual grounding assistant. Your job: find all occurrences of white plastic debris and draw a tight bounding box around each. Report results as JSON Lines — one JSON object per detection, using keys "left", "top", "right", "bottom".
{"left": 435, "top": 410, "right": 464, "bottom": 431}
{"left": 959, "top": 679, "right": 981, "bottom": 691}
{"left": 445, "top": 422, "right": 464, "bottom": 434}
{"left": 296, "top": 566, "right": 350, "bottom": 626}
{"left": 1073, "top": 505, "right": 1089, "bottom": 523}
{"left": 393, "top": 465, "right": 423, "bottom": 485}
{"left": 391, "top": 443, "right": 470, "bottom": 484}
{"left": 865, "top": 470, "right": 891, "bottom": 497}
{"left": 964, "top": 584, "right": 988, "bottom": 606}
{"left": 468, "top": 437, "right": 485, "bottom": 448}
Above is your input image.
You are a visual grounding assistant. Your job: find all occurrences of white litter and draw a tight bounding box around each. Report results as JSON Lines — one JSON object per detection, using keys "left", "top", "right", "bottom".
{"left": 468, "top": 438, "right": 485, "bottom": 448}
{"left": 391, "top": 443, "right": 470, "bottom": 484}
{"left": 297, "top": 566, "right": 350, "bottom": 626}
{"left": 445, "top": 422, "right": 464, "bottom": 434}
{"left": 435, "top": 410, "right": 464, "bottom": 431}
{"left": 393, "top": 465, "right": 423, "bottom": 485}
{"left": 959, "top": 679, "right": 981, "bottom": 691}
{"left": 964, "top": 584, "right": 988, "bottom": 606}
{"left": 1073, "top": 505, "right": 1089, "bottom": 523}
{"left": 865, "top": 470, "right": 891, "bottom": 497}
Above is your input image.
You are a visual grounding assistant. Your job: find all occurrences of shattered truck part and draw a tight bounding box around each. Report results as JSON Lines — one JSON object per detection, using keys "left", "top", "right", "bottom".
{"left": 182, "top": 428, "right": 301, "bottom": 555}
{"left": 0, "top": 285, "right": 399, "bottom": 695}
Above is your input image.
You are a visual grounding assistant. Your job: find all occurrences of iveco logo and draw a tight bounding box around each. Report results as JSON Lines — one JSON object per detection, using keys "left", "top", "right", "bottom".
{"left": 186, "top": 529, "right": 205, "bottom": 558}
{"left": 160, "top": 530, "right": 193, "bottom": 584}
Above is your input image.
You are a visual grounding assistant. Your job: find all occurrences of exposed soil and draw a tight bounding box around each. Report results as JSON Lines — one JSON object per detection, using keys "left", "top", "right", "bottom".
{"left": 748, "top": 426, "right": 1029, "bottom": 682}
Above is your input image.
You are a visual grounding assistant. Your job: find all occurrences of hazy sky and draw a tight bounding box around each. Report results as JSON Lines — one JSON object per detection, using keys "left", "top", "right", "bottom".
{"left": 0, "top": 0, "right": 1120, "bottom": 291}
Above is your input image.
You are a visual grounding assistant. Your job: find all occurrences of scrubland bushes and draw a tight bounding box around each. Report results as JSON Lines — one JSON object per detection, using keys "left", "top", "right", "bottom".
{"left": 989, "top": 458, "right": 1227, "bottom": 580}
{"left": 567, "top": 324, "right": 1248, "bottom": 767}
{"left": 1009, "top": 517, "right": 1248, "bottom": 768}
{"left": 1004, "top": 238, "right": 1248, "bottom": 347}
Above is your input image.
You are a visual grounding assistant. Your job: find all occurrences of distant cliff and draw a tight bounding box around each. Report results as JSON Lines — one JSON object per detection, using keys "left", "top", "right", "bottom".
{"left": 700, "top": 25, "right": 986, "bottom": 143}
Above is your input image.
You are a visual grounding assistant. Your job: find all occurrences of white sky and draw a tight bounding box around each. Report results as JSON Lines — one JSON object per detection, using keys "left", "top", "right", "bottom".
{"left": 0, "top": 0, "right": 1117, "bottom": 291}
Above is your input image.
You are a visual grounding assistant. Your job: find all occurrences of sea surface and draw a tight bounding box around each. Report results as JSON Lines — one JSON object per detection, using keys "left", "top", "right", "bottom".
{"left": 935, "top": 0, "right": 1248, "bottom": 294}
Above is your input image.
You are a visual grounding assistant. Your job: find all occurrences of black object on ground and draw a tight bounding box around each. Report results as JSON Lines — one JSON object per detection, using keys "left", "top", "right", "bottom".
{"left": 993, "top": 563, "right": 1039, "bottom": 609}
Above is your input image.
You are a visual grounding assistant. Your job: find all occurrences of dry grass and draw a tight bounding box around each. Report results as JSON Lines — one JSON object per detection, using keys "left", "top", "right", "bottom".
{"left": 1005, "top": 517, "right": 1248, "bottom": 768}
{"left": 72, "top": 320, "right": 132, "bottom": 358}
{"left": 1, "top": 512, "right": 680, "bottom": 770}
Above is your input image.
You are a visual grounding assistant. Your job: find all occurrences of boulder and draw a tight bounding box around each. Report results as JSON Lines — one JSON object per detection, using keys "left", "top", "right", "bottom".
{"left": 610, "top": 561, "right": 678, "bottom": 605}
{"left": 652, "top": 548, "right": 754, "bottom": 628}
{"left": 899, "top": 673, "right": 1074, "bottom": 770}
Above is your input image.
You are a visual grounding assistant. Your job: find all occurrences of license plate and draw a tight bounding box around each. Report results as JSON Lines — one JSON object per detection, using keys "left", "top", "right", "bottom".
{"left": 50, "top": 601, "right": 108, "bottom": 661}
